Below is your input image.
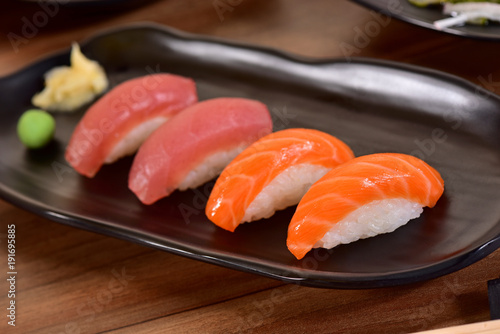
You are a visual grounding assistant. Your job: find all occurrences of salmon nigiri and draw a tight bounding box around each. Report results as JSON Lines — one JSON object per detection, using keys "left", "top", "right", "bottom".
{"left": 65, "top": 73, "right": 197, "bottom": 177}
{"left": 287, "top": 153, "right": 445, "bottom": 260}
{"left": 206, "top": 128, "right": 355, "bottom": 232}
{"left": 128, "top": 97, "right": 272, "bottom": 205}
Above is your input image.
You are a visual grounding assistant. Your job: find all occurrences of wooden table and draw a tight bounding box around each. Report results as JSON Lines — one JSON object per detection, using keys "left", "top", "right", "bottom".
{"left": 1, "top": 1, "right": 500, "bottom": 333}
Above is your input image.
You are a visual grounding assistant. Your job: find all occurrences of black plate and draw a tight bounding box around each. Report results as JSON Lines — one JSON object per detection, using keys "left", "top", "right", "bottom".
{"left": 1, "top": 24, "right": 500, "bottom": 288}
{"left": 351, "top": 0, "right": 500, "bottom": 40}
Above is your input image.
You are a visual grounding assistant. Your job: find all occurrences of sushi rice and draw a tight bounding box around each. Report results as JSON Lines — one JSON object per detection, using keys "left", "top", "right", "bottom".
{"left": 105, "top": 116, "right": 168, "bottom": 164}
{"left": 243, "top": 164, "right": 331, "bottom": 223}
{"left": 178, "top": 146, "right": 246, "bottom": 191}
{"left": 315, "top": 198, "right": 423, "bottom": 249}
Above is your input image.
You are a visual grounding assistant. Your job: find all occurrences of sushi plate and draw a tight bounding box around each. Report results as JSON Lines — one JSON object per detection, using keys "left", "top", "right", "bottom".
{"left": 1, "top": 23, "right": 500, "bottom": 289}
{"left": 350, "top": 0, "right": 500, "bottom": 40}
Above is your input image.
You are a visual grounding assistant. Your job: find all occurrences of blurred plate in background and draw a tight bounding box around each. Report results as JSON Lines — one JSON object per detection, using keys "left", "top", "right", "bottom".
{"left": 351, "top": 0, "right": 500, "bottom": 40}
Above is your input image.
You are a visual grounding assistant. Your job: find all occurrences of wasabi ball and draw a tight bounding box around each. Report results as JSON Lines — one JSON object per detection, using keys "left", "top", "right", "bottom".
{"left": 17, "top": 109, "right": 55, "bottom": 149}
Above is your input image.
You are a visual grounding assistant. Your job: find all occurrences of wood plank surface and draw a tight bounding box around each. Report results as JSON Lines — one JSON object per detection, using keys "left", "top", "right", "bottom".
{"left": 1, "top": 1, "right": 500, "bottom": 333}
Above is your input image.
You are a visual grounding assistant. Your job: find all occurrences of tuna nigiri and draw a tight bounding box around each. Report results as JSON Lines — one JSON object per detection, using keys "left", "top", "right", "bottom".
{"left": 287, "top": 153, "right": 445, "bottom": 260}
{"left": 128, "top": 97, "right": 273, "bottom": 205}
{"left": 206, "top": 128, "right": 355, "bottom": 232}
{"left": 65, "top": 73, "right": 197, "bottom": 177}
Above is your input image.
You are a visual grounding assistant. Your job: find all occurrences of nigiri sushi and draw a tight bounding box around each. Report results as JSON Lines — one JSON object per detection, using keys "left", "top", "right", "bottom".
{"left": 128, "top": 97, "right": 273, "bottom": 204}
{"left": 287, "top": 153, "right": 445, "bottom": 260}
{"left": 65, "top": 73, "right": 197, "bottom": 177}
{"left": 206, "top": 128, "right": 355, "bottom": 232}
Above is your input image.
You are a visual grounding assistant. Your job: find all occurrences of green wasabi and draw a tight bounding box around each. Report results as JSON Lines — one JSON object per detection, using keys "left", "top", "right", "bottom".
{"left": 17, "top": 109, "right": 56, "bottom": 149}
